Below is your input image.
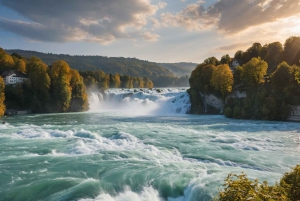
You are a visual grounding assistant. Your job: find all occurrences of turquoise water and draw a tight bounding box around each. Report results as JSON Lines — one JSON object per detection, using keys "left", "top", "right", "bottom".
{"left": 0, "top": 89, "right": 300, "bottom": 201}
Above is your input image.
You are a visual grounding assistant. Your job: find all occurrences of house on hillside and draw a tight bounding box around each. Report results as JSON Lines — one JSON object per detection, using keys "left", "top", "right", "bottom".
{"left": 1, "top": 70, "right": 29, "bottom": 85}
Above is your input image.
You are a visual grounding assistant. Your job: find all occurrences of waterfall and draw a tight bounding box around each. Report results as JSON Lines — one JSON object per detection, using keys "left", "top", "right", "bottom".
{"left": 88, "top": 88, "right": 191, "bottom": 115}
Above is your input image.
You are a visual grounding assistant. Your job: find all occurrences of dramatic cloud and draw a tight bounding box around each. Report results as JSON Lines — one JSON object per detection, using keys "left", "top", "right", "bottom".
{"left": 161, "top": 0, "right": 300, "bottom": 34}
{"left": 0, "top": 0, "right": 166, "bottom": 43}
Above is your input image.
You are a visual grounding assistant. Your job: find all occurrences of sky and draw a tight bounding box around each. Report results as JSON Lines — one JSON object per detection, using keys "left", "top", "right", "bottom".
{"left": 0, "top": 0, "right": 299, "bottom": 63}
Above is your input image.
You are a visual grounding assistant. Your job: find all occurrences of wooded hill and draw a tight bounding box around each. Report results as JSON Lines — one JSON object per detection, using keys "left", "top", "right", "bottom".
{"left": 157, "top": 62, "right": 197, "bottom": 77}
{"left": 5, "top": 50, "right": 176, "bottom": 78}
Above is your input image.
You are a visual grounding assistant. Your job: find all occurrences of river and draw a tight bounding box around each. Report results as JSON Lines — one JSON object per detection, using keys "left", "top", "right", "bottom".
{"left": 0, "top": 88, "right": 299, "bottom": 201}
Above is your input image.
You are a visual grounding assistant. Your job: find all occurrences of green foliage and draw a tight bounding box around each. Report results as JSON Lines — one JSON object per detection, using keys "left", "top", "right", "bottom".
{"left": 224, "top": 87, "right": 292, "bottom": 121}
{"left": 216, "top": 165, "right": 300, "bottom": 201}
{"left": 80, "top": 71, "right": 155, "bottom": 90}
{"left": 241, "top": 57, "right": 268, "bottom": 86}
{"left": 50, "top": 60, "right": 72, "bottom": 112}
{"left": 15, "top": 59, "right": 26, "bottom": 73}
{"left": 0, "top": 54, "right": 15, "bottom": 73}
{"left": 234, "top": 50, "right": 243, "bottom": 64}
{"left": 70, "top": 69, "right": 89, "bottom": 112}
{"left": 5, "top": 50, "right": 174, "bottom": 79}
{"left": 203, "top": 57, "right": 220, "bottom": 66}
{"left": 27, "top": 57, "right": 51, "bottom": 112}
{"left": 221, "top": 54, "right": 231, "bottom": 65}
{"left": 295, "top": 67, "right": 300, "bottom": 84}
{"left": 187, "top": 88, "right": 203, "bottom": 114}
{"left": 189, "top": 64, "right": 216, "bottom": 93}
{"left": 109, "top": 74, "right": 121, "bottom": 88}
{"left": 211, "top": 64, "right": 233, "bottom": 99}
{"left": 271, "top": 62, "right": 295, "bottom": 90}
{"left": 263, "top": 42, "right": 283, "bottom": 74}
{"left": 233, "top": 66, "right": 243, "bottom": 86}
{"left": 283, "top": 36, "right": 300, "bottom": 66}
{"left": 247, "top": 43, "right": 262, "bottom": 59}
{"left": 120, "top": 75, "right": 133, "bottom": 88}
{"left": 280, "top": 165, "right": 300, "bottom": 201}
{"left": 215, "top": 173, "right": 287, "bottom": 201}
{"left": 224, "top": 107, "right": 233, "bottom": 118}
{"left": 0, "top": 77, "right": 5, "bottom": 117}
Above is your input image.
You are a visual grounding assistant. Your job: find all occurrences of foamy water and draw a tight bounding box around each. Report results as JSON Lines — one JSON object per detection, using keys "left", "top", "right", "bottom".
{"left": 89, "top": 88, "right": 191, "bottom": 115}
{"left": 0, "top": 88, "right": 299, "bottom": 201}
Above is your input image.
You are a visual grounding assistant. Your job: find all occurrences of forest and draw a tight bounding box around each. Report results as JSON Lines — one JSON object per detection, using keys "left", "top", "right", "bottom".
{"left": 188, "top": 36, "right": 300, "bottom": 120}
{"left": 0, "top": 49, "right": 89, "bottom": 116}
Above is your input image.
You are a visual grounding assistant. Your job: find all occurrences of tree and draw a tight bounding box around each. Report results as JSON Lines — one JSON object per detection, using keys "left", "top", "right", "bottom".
{"left": 143, "top": 76, "right": 153, "bottom": 88}
{"left": 189, "top": 64, "right": 216, "bottom": 93}
{"left": 241, "top": 57, "right": 268, "bottom": 86}
{"left": 15, "top": 59, "right": 26, "bottom": 73}
{"left": 120, "top": 75, "right": 133, "bottom": 88}
{"left": 271, "top": 62, "right": 295, "bottom": 90}
{"left": 210, "top": 64, "right": 233, "bottom": 99}
{"left": 280, "top": 165, "right": 300, "bottom": 201}
{"left": 264, "top": 42, "right": 283, "bottom": 74}
{"left": 283, "top": 36, "right": 300, "bottom": 66}
{"left": 259, "top": 44, "right": 269, "bottom": 59}
{"left": 70, "top": 69, "right": 88, "bottom": 112}
{"left": 234, "top": 50, "right": 243, "bottom": 61}
{"left": 27, "top": 57, "right": 51, "bottom": 112}
{"left": 0, "top": 54, "right": 15, "bottom": 73}
{"left": 220, "top": 54, "right": 231, "bottom": 65}
{"left": 0, "top": 76, "right": 5, "bottom": 117}
{"left": 215, "top": 165, "right": 300, "bottom": 201}
{"left": 215, "top": 173, "right": 287, "bottom": 201}
{"left": 109, "top": 73, "right": 121, "bottom": 88}
{"left": 295, "top": 66, "right": 300, "bottom": 85}
{"left": 50, "top": 60, "right": 72, "bottom": 112}
{"left": 203, "top": 57, "right": 220, "bottom": 66}
{"left": 247, "top": 42, "right": 262, "bottom": 58}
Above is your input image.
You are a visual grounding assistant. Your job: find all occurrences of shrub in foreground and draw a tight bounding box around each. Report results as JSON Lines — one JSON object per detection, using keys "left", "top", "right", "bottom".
{"left": 215, "top": 165, "right": 300, "bottom": 201}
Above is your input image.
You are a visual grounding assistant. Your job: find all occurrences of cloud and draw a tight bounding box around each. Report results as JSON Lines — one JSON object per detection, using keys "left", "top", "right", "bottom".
{"left": 213, "top": 42, "right": 253, "bottom": 52}
{"left": 0, "top": 0, "right": 166, "bottom": 44}
{"left": 161, "top": 0, "right": 300, "bottom": 34}
{"left": 149, "top": 17, "right": 161, "bottom": 28}
{"left": 142, "top": 32, "right": 160, "bottom": 41}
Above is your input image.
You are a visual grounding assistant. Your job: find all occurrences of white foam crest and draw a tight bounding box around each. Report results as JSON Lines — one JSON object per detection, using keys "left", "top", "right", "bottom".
{"left": 80, "top": 186, "right": 163, "bottom": 201}
{"left": 88, "top": 88, "right": 190, "bottom": 115}
{"left": 0, "top": 122, "right": 13, "bottom": 130}
{"left": 12, "top": 127, "right": 185, "bottom": 161}
{"left": 66, "top": 131, "right": 184, "bottom": 162}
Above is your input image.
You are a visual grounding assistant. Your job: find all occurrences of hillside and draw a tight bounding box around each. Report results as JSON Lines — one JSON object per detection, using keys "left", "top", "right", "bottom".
{"left": 6, "top": 49, "right": 174, "bottom": 78}
{"left": 157, "top": 62, "right": 197, "bottom": 77}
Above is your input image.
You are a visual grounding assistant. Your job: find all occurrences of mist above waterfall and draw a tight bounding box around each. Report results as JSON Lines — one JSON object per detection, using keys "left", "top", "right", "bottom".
{"left": 89, "top": 88, "right": 191, "bottom": 115}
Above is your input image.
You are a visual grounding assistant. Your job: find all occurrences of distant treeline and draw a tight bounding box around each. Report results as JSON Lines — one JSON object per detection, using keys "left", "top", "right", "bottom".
{"left": 5, "top": 49, "right": 175, "bottom": 78}
{"left": 188, "top": 36, "right": 300, "bottom": 120}
{"left": 79, "top": 71, "right": 154, "bottom": 90}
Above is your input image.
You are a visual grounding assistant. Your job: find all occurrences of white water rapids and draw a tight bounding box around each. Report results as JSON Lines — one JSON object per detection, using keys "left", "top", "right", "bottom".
{"left": 88, "top": 88, "right": 191, "bottom": 115}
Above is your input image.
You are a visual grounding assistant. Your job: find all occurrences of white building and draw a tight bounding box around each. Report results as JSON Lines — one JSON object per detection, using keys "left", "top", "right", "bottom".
{"left": 1, "top": 70, "right": 29, "bottom": 85}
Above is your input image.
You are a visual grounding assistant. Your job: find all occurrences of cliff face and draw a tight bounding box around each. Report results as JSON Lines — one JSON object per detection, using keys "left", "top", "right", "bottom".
{"left": 188, "top": 90, "right": 246, "bottom": 115}
{"left": 200, "top": 93, "right": 224, "bottom": 114}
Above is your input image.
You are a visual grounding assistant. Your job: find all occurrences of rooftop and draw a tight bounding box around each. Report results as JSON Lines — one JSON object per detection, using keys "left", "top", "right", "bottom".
{"left": 1, "top": 70, "right": 28, "bottom": 78}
